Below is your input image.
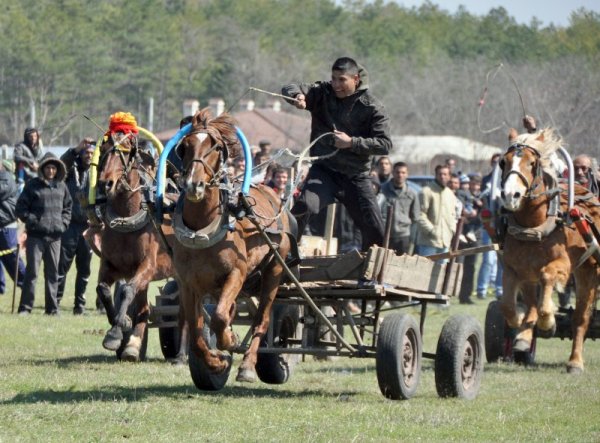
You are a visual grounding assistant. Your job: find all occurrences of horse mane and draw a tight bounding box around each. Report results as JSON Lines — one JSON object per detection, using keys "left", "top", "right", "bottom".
{"left": 513, "top": 127, "right": 564, "bottom": 177}
{"left": 193, "top": 107, "right": 241, "bottom": 158}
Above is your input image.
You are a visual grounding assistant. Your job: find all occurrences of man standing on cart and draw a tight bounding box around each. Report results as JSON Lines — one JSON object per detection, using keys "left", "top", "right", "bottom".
{"left": 282, "top": 57, "right": 392, "bottom": 253}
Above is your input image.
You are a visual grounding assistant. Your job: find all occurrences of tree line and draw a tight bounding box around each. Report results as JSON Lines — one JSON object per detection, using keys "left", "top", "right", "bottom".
{"left": 0, "top": 0, "right": 599, "bottom": 155}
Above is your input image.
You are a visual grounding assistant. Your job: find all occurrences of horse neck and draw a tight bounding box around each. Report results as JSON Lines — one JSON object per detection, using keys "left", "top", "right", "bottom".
{"left": 513, "top": 179, "right": 552, "bottom": 227}
{"left": 182, "top": 186, "right": 222, "bottom": 231}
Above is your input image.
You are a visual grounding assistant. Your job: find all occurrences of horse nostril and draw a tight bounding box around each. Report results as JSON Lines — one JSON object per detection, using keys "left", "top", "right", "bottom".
{"left": 514, "top": 192, "right": 521, "bottom": 199}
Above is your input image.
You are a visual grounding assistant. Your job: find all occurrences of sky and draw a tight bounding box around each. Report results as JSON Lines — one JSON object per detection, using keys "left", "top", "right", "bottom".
{"left": 385, "top": 1, "right": 599, "bottom": 26}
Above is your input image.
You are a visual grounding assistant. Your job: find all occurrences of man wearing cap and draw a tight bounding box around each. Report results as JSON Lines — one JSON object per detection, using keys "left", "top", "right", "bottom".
{"left": 282, "top": 56, "right": 391, "bottom": 252}
{"left": 57, "top": 138, "right": 96, "bottom": 315}
{"left": 14, "top": 127, "right": 45, "bottom": 191}
{"left": 16, "top": 153, "right": 72, "bottom": 315}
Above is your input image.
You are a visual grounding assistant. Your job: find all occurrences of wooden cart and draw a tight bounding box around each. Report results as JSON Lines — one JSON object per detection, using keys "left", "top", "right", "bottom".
{"left": 150, "top": 245, "right": 485, "bottom": 400}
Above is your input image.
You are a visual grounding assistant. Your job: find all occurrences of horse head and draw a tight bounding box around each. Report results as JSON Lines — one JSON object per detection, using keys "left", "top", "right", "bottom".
{"left": 178, "top": 107, "right": 239, "bottom": 203}
{"left": 499, "top": 128, "right": 561, "bottom": 212}
{"left": 97, "top": 133, "right": 156, "bottom": 201}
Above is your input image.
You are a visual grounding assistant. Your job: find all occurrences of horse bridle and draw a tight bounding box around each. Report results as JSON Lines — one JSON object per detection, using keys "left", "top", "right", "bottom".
{"left": 181, "top": 130, "right": 229, "bottom": 188}
{"left": 501, "top": 143, "right": 544, "bottom": 198}
{"left": 99, "top": 133, "right": 148, "bottom": 193}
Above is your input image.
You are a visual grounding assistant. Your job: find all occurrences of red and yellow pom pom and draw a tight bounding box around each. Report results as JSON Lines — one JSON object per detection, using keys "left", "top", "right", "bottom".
{"left": 108, "top": 112, "right": 139, "bottom": 135}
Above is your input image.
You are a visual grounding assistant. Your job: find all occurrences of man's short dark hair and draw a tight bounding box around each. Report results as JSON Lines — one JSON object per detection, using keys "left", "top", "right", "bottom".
{"left": 272, "top": 167, "right": 288, "bottom": 177}
{"left": 435, "top": 164, "right": 450, "bottom": 175}
{"left": 332, "top": 57, "right": 359, "bottom": 75}
{"left": 393, "top": 161, "right": 407, "bottom": 170}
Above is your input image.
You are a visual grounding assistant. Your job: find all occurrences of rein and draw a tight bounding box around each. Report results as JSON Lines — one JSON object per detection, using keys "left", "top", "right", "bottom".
{"left": 98, "top": 134, "right": 156, "bottom": 232}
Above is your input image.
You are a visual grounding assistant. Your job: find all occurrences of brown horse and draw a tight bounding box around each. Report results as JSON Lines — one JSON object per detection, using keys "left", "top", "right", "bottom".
{"left": 499, "top": 127, "right": 599, "bottom": 373}
{"left": 95, "top": 131, "right": 176, "bottom": 362}
{"left": 172, "top": 108, "right": 292, "bottom": 385}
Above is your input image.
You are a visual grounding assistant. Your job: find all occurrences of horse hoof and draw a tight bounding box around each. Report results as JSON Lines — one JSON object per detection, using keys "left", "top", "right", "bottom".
{"left": 120, "top": 346, "right": 140, "bottom": 362}
{"left": 102, "top": 326, "right": 123, "bottom": 351}
{"left": 536, "top": 323, "right": 556, "bottom": 339}
{"left": 567, "top": 364, "right": 583, "bottom": 375}
{"left": 513, "top": 338, "right": 531, "bottom": 353}
{"left": 120, "top": 335, "right": 141, "bottom": 362}
{"left": 236, "top": 367, "right": 257, "bottom": 383}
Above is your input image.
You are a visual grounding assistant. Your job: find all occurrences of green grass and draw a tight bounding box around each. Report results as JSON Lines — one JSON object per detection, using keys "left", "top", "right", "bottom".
{"left": 1, "top": 257, "right": 599, "bottom": 442}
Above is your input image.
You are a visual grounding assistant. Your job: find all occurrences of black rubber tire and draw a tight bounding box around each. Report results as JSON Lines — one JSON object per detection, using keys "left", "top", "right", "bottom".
{"left": 157, "top": 280, "right": 181, "bottom": 360}
{"left": 435, "top": 314, "right": 484, "bottom": 399}
{"left": 188, "top": 304, "right": 232, "bottom": 391}
{"left": 376, "top": 313, "right": 422, "bottom": 400}
{"left": 484, "top": 300, "right": 506, "bottom": 363}
{"left": 255, "top": 304, "right": 300, "bottom": 384}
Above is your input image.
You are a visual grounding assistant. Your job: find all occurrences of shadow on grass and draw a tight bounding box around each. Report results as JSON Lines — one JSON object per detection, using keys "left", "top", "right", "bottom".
{"left": 21, "top": 354, "right": 167, "bottom": 367}
{"left": 1, "top": 383, "right": 353, "bottom": 405}
{"left": 483, "top": 360, "right": 567, "bottom": 373}
{"left": 301, "top": 364, "right": 377, "bottom": 374}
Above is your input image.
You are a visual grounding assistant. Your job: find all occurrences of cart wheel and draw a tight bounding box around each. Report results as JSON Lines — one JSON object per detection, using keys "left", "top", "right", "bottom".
{"left": 376, "top": 313, "right": 422, "bottom": 400}
{"left": 157, "top": 280, "right": 181, "bottom": 360}
{"left": 256, "top": 304, "right": 300, "bottom": 384}
{"left": 435, "top": 314, "right": 484, "bottom": 399}
{"left": 188, "top": 304, "right": 232, "bottom": 391}
{"left": 485, "top": 300, "right": 506, "bottom": 363}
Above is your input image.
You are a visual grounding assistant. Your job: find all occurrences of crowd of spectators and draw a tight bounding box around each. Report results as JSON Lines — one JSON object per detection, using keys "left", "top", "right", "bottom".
{"left": 7, "top": 110, "right": 599, "bottom": 314}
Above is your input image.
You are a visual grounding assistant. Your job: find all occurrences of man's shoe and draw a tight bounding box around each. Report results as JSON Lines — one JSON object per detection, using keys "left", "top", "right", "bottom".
{"left": 459, "top": 299, "right": 475, "bottom": 305}
{"left": 18, "top": 310, "right": 31, "bottom": 316}
{"left": 476, "top": 293, "right": 486, "bottom": 300}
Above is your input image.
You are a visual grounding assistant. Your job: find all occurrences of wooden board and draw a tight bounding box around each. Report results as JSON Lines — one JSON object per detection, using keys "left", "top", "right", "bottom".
{"left": 299, "top": 249, "right": 363, "bottom": 282}
{"left": 362, "top": 246, "right": 447, "bottom": 294}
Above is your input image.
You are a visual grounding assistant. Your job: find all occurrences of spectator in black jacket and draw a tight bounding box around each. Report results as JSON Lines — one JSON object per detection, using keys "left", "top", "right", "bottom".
{"left": 282, "top": 57, "right": 392, "bottom": 251}
{"left": 16, "top": 153, "right": 72, "bottom": 315}
{"left": 0, "top": 162, "right": 26, "bottom": 295}
{"left": 57, "top": 139, "right": 95, "bottom": 314}
{"left": 14, "top": 127, "right": 45, "bottom": 192}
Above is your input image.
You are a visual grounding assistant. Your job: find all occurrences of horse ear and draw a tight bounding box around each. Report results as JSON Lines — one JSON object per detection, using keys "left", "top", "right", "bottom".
{"left": 535, "top": 130, "right": 545, "bottom": 143}
{"left": 508, "top": 128, "right": 518, "bottom": 142}
{"left": 138, "top": 150, "right": 156, "bottom": 168}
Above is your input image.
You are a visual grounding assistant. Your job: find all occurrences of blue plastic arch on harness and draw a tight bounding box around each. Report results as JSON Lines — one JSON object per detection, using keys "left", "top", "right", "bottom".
{"left": 155, "top": 123, "right": 253, "bottom": 221}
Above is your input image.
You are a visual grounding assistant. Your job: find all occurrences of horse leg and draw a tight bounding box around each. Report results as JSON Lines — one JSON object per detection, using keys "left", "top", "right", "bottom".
{"left": 513, "top": 282, "right": 538, "bottom": 352}
{"left": 97, "top": 264, "right": 122, "bottom": 351}
{"left": 566, "top": 269, "right": 597, "bottom": 373}
{"left": 500, "top": 268, "right": 523, "bottom": 328}
{"left": 121, "top": 288, "right": 150, "bottom": 362}
{"left": 537, "top": 263, "right": 565, "bottom": 332}
{"left": 172, "top": 318, "right": 189, "bottom": 366}
{"left": 113, "top": 261, "right": 156, "bottom": 339}
{"left": 211, "top": 268, "right": 245, "bottom": 351}
{"left": 237, "top": 250, "right": 287, "bottom": 383}
{"left": 182, "top": 285, "right": 229, "bottom": 373}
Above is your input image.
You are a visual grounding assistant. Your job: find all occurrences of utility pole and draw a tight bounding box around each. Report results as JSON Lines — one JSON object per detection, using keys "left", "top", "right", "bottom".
{"left": 148, "top": 97, "right": 154, "bottom": 132}
{"left": 29, "top": 98, "right": 36, "bottom": 128}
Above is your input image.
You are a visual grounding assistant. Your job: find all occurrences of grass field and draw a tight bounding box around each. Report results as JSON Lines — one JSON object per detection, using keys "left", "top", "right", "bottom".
{"left": 1, "top": 256, "right": 599, "bottom": 442}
